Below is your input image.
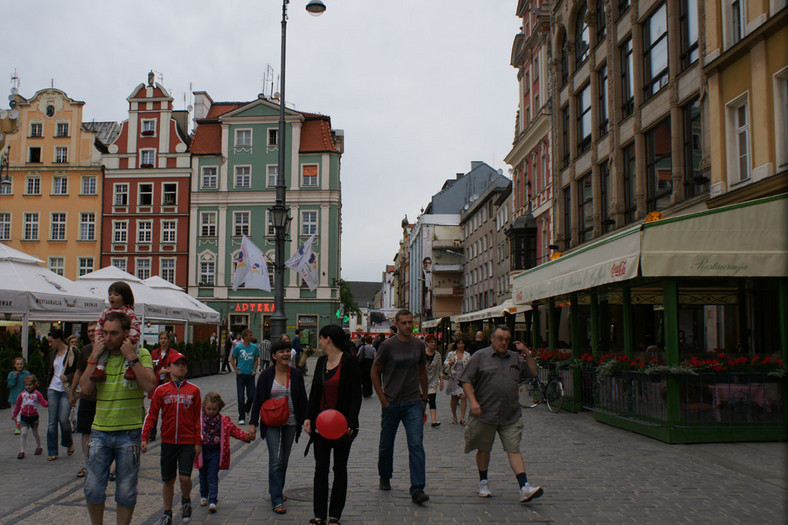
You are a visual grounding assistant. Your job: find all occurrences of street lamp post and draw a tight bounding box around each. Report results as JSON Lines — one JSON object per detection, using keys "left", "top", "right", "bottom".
{"left": 270, "top": 0, "right": 326, "bottom": 341}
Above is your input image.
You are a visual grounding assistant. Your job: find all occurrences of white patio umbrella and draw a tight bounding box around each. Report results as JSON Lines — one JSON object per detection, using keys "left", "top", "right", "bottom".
{"left": 75, "top": 266, "right": 186, "bottom": 326}
{"left": 144, "top": 276, "right": 220, "bottom": 342}
{"left": 0, "top": 243, "right": 105, "bottom": 359}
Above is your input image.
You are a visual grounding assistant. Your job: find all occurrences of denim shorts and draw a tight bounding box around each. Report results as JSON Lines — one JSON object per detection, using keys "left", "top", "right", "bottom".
{"left": 84, "top": 429, "right": 142, "bottom": 508}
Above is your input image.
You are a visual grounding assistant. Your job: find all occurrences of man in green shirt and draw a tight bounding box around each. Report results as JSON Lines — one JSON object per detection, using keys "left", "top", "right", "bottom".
{"left": 79, "top": 312, "right": 156, "bottom": 525}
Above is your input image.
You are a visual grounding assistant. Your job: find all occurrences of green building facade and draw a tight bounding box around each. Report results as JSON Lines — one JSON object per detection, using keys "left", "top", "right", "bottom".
{"left": 188, "top": 92, "right": 343, "bottom": 347}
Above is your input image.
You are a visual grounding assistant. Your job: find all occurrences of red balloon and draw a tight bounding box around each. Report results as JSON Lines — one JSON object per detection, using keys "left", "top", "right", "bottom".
{"left": 316, "top": 409, "right": 348, "bottom": 440}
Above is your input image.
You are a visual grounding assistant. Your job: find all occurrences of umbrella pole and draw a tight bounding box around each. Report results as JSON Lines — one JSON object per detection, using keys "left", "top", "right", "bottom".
{"left": 21, "top": 314, "right": 29, "bottom": 361}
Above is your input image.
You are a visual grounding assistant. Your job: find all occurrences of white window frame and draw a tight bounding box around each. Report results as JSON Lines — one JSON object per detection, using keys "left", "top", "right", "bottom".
{"left": 78, "top": 257, "right": 94, "bottom": 277}
{"left": 267, "top": 128, "right": 279, "bottom": 146}
{"left": 725, "top": 94, "right": 751, "bottom": 186}
{"left": 201, "top": 166, "right": 218, "bottom": 189}
{"left": 234, "top": 165, "right": 251, "bottom": 188}
{"left": 723, "top": 0, "right": 746, "bottom": 50}
{"left": 81, "top": 175, "right": 97, "bottom": 195}
{"left": 200, "top": 261, "right": 216, "bottom": 286}
{"left": 54, "top": 146, "right": 68, "bottom": 163}
{"left": 50, "top": 212, "right": 66, "bottom": 241}
{"left": 161, "top": 220, "right": 176, "bottom": 243}
{"left": 301, "top": 164, "right": 319, "bottom": 187}
{"left": 49, "top": 257, "right": 64, "bottom": 276}
{"left": 137, "top": 220, "right": 153, "bottom": 244}
{"left": 162, "top": 182, "right": 177, "bottom": 206}
{"left": 138, "top": 183, "right": 154, "bottom": 206}
{"left": 113, "top": 220, "right": 128, "bottom": 243}
{"left": 56, "top": 122, "right": 69, "bottom": 137}
{"left": 200, "top": 212, "right": 217, "bottom": 237}
{"left": 136, "top": 258, "right": 151, "bottom": 280}
{"left": 266, "top": 210, "right": 275, "bottom": 236}
{"left": 0, "top": 212, "right": 11, "bottom": 240}
{"left": 141, "top": 119, "right": 156, "bottom": 135}
{"left": 301, "top": 210, "right": 318, "bottom": 236}
{"left": 160, "top": 258, "right": 176, "bottom": 283}
{"left": 235, "top": 128, "right": 252, "bottom": 148}
{"left": 140, "top": 149, "right": 156, "bottom": 168}
{"left": 111, "top": 257, "right": 127, "bottom": 272}
{"left": 114, "top": 183, "right": 129, "bottom": 206}
{"left": 52, "top": 176, "right": 68, "bottom": 195}
{"left": 266, "top": 165, "right": 278, "bottom": 187}
{"left": 26, "top": 177, "right": 40, "bottom": 195}
{"left": 30, "top": 122, "right": 43, "bottom": 137}
{"left": 233, "top": 211, "right": 250, "bottom": 237}
{"left": 80, "top": 212, "right": 95, "bottom": 241}
{"left": 24, "top": 213, "right": 39, "bottom": 241}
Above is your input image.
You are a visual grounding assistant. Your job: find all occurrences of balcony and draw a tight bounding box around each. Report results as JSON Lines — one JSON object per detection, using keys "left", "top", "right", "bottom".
{"left": 432, "top": 238, "right": 463, "bottom": 250}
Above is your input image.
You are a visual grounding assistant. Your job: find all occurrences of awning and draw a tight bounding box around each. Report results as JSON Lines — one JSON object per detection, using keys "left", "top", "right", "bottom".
{"left": 452, "top": 301, "right": 529, "bottom": 323}
{"left": 511, "top": 194, "right": 788, "bottom": 304}
{"left": 640, "top": 195, "right": 788, "bottom": 277}
{"left": 422, "top": 317, "right": 444, "bottom": 329}
{"left": 512, "top": 226, "right": 641, "bottom": 304}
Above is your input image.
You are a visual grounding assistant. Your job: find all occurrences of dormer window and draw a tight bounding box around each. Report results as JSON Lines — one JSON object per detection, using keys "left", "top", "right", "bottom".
{"left": 141, "top": 119, "right": 156, "bottom": 136}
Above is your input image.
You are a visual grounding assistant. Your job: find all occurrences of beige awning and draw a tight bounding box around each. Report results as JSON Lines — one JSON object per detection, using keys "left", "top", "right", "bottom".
{"left": 422, "top": 317, "right": 444, "bottom": 329}
{"left": 511, "top": 194, "right": 787, "bottom": 304}
{"left": 452, "top": 300, "right": 530, "bottom": 323}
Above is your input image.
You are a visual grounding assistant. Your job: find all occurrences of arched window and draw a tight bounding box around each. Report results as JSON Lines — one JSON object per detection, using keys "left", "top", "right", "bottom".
{"left": 575, "top": 3, "right": 590, "bottom": 66}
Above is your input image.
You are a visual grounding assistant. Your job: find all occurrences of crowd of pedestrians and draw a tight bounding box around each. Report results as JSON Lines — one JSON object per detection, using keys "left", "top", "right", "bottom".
{"left": 7, "top": 301, "right": 544, "bottom": 524}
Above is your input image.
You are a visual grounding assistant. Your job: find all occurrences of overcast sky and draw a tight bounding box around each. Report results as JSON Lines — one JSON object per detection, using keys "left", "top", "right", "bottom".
{"left": 4, "top": 1, "right": 520, "bottom": 282}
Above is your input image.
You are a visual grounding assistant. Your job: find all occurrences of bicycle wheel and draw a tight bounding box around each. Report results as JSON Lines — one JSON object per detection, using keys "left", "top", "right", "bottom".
{"left": 519, "top": 379, "right": 543, "bottom": 408}
{"left": 545, "top": 380, "right": 564, "bottom": 413}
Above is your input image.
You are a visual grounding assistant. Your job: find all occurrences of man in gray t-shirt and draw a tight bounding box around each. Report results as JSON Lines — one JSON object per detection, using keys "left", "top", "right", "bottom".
{"left": 371, "top": 309, "right": 429, "bottom": 505}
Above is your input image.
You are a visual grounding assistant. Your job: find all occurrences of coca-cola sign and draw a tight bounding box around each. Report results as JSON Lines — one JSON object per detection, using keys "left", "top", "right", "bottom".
{"left": 611, "top": 260, "right": 627, "bottom": 278}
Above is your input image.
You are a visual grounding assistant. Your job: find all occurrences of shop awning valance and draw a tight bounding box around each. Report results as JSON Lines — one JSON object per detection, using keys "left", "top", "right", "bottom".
{"left": 422, "top": 317, "right": 444, "bottom": 329}
{"left": 511, "top": 194, "right": 787, "bottom": 304}
{"left": 452, "top": 300, "right": 531, "bottom": 323}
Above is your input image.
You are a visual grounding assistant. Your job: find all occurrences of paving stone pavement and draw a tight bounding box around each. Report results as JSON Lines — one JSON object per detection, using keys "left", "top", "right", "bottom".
{"left": 1, "top": 356, "right": 785, "bottom": 524}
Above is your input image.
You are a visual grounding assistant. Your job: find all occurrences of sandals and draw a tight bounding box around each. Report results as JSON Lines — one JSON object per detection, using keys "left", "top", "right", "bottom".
{"left": 76, "top": 467, "right": 86, "bottom": 478}
{"left": 47, "top": 456, "right": 57, "bottom": 461}
{"left": 34, "top": 448, "right": 43, "bottom": 456}
{"left": 451, "top": 418, "right": 458, "bottom": 424}
{"left": 273, "top": 504, "right": 287, "bottom": 514}
{"left": 67, "top": 445, "right": 75, "bottom": 456}
{"left": 459, "top": 419, "right": 466, "bottom": 425}
{"left": 431, "top": 422, "right": 441, "bottom": 427}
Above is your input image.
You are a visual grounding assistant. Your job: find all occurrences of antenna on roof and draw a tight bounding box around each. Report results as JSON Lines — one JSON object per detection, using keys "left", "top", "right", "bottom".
{"left": 10, "top": 69, "right": 20, "bottom": 93}
{"left": 262, "top": 65, "right": 276, "bottom": 99}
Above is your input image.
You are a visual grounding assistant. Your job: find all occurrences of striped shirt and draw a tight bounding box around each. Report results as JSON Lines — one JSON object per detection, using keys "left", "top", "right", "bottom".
{"left": 93, "top": 349, "right": 153, "bottom": 432}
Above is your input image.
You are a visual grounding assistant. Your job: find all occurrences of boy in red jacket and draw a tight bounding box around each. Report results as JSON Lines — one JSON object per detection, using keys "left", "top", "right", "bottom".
{"left": 142, "top": 351, "right": 201, "bottom": 525}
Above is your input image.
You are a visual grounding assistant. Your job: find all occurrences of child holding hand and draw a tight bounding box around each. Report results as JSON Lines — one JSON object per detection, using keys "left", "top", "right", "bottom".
{"left": 195, "top": 392, "right": 252, "bottom": 513}
{"left": 12, "top": 375, "right": 47, "bottom": 459}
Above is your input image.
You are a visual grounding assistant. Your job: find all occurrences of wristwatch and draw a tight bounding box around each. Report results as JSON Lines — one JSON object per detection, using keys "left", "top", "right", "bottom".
{"left": 128, "top": 358, "right": 140, "bottom": 366}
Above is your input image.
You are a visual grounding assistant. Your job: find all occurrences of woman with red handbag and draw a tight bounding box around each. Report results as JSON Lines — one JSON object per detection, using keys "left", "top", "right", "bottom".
{"left": 248, "top": 339, "right": 308, "bottom": 515}
{"left": 303, "top": 325, "right": 362, "bottom": 525}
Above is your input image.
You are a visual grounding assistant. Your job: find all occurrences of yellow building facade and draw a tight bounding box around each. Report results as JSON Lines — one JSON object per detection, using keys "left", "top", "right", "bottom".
{"left": 705, "top": 2, "right": 788, "bottom": 206}
{"left": 0, "top": 88, "right": 104, "bottom": 279}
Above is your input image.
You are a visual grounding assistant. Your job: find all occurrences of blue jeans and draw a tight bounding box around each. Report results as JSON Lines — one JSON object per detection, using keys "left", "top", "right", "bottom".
{"left": 84, "top": 429, "right": 142, "bottom": 508}
{"left": 199, "top": 446, "right": 221, "bottom": 504}
{"left": 265, "top": 424, "right": 297, "bottom": 507}
{"left": 236, "top": 374, "right": 255, "bottom": 420}
{"left": 378, "top": 401, "right": 426, "bottom": 495}
{"left": 47, "top": 388, "right": 73, "bottom": 457}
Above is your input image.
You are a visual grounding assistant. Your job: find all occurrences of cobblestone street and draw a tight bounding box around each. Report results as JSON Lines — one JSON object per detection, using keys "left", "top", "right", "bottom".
{"left": 1, "top": 357, "right": 785, "bottom": 524}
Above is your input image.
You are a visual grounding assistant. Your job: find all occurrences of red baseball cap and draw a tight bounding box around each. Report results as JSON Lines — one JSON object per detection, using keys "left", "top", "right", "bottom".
{"left": 169, "top": 351, "right": 188, "bottom": 364}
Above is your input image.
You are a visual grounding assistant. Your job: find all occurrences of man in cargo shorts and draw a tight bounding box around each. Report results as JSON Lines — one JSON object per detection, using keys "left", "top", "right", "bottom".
{"left": 460, "top": 324, "right": 544, "bottom": 503}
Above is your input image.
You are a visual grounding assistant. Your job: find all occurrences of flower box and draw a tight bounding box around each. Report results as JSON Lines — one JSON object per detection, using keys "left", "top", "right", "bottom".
{"left": 141, "top": 130, "right": 155, "bottom": 136}
{"left": 140, "top": 163, "right": 154, "bottom": 169}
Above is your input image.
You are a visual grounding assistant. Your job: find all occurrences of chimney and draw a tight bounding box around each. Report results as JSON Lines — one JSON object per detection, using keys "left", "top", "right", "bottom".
{"left": 192, "top": 91, "right": 213, "bottom": 121}
{"left": 471, "top": 161, "right": 484, "bottom": 170}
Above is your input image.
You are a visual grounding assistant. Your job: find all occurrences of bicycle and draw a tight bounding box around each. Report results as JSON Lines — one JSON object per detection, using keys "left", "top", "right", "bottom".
{"left": 519, "top": 365, "right": 565, "bottom": 412}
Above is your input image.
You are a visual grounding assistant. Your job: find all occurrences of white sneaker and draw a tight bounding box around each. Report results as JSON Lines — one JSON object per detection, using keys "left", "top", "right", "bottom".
{"left": 478, "top": 479, "right": 492, "bottom": 498}
{"left": 239, "top": 419, "right": 246, "bottom": 425}
{"left": 208, "top": 503, "right": 217, "bottom": 513}
{"left": 519, "top": 483, "right": 543, "bottom": 503}
{"left": 200, "top": 498, "right": 208, "bottom": 506}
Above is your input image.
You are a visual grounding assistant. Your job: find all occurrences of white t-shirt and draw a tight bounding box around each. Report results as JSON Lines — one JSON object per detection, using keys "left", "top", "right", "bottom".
{"left": 49, "top": 353, "right": 66, "bottom": 392}
{"left": 289, "top": 348, "right": 296, "bottom": 367}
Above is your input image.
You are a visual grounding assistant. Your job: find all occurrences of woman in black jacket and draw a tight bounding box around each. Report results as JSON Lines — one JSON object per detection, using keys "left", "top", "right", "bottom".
{"left": 304, "top": 325, "right": 362, "bottom": 525}
{"left": 248, "top": 339, "right": 308, "bottom": 515}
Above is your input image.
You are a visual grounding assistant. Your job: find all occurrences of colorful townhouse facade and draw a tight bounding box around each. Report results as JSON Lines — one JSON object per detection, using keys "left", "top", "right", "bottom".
{"left": 188, "top": 91, "right": 343, "bottom": 341}
{"left": 0, "top": 88, "right": 105, "bottom": 279}
{"left": 100, "top": 73, "right": 192, "bottom": 288}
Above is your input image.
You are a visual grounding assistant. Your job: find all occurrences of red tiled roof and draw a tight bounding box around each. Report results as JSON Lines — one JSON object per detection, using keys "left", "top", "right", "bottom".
{"left": 190, "top": 122, "right": 222, "bottom": 154}
{"left": 206, "top": 102, "right": 246, "bottom": 119}
{"left": 300, "top": 115, "right": 337, "bottom": 153}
